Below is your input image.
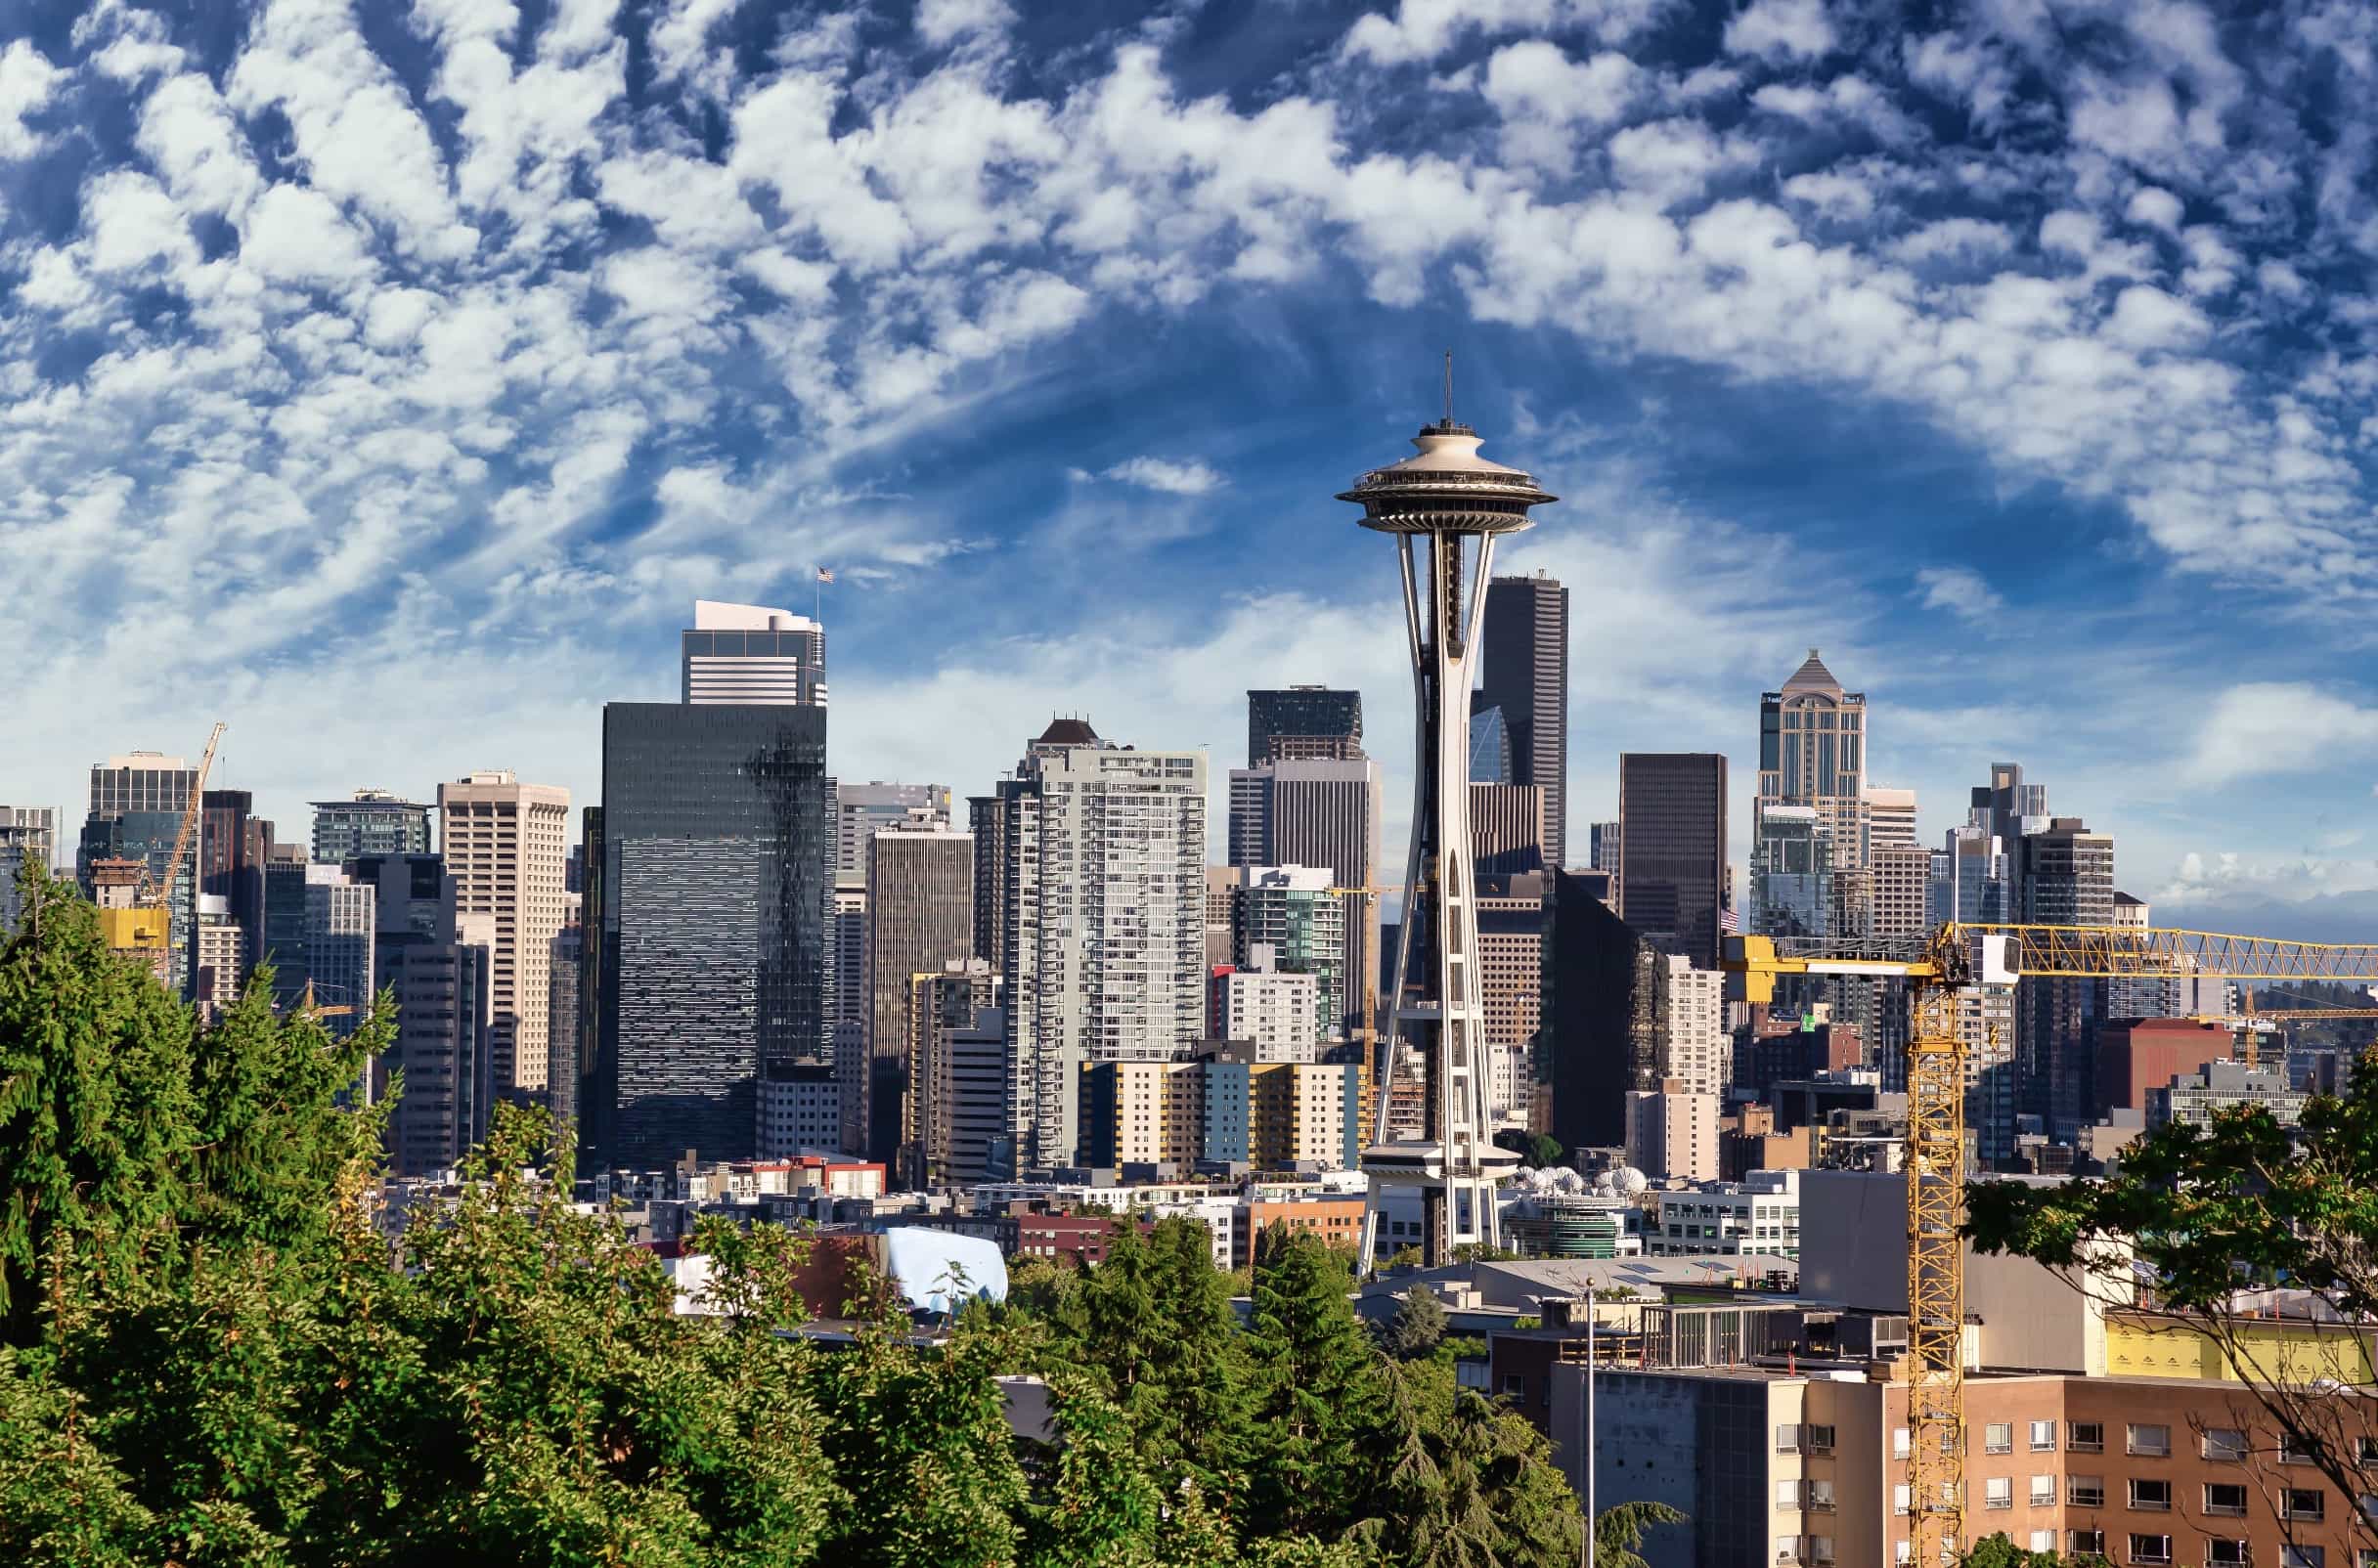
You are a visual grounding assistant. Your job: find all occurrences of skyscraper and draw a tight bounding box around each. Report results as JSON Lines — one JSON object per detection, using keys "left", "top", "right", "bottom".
{"left": 350, "top": 850, "right": 496, "bottom": 1177}
{"left": 437, "top": 771, "right": 572, "bottom": 1102}
{"left": 1546, "top": 867, "right": 1659, "bottom": 1155}
{"left": 1232, "top": 864, "right": 1346, "bottom": 1047}
{"left": 908, "top": 959, "right": 1007, "bottom": 1185}
{"left": 586, "top": 704, "right": 828, "bottom": 1167}
{"left": 301, "top": 867, "right": 374, "bottom": 1038}
{"left": 1342, "top": 410, "right": 1553, "bottom": 1267}
{"left": 1757, "top": 649, "right": 1866, "bottom": 860}
{"left": 681, "top": 599, "right": 826, "bottom": 707}
{"left": 858, "top": 825, "right": 973, "bottom": 1166}
{"left": 2017, "top": 814, "right": 2116, "bottom": 1140}
{"left": 832, "top": 781, "right": 951, "bottom": 879}
{"left": 310, "top": 789, "right": 433, "bottom": 863}
{"left": 79, "top": 752, "right": 199, "bottom": 995}
{"left": 1468, "top": 702, "right": 1513, "bottom": 784}
{"left": 1476, "top": 870, "right": 1547, "bottom": 1129}
{"left": 997, "top": 719, "right": 1206, "bottom": 1169}
{"left": 0, "top": 806, "right": 57, "bottom": 936}
{"left": 1477, "top": 573, "right": 1569, "bottom": 865}
{"left": 1468, "top": 781, "right": 1545, "bottom": 875}
{"left": 1616, "top": 753, "right": 1728, "bottom": 970}
{"left": 1246, "top": 686, "right": 1363, "bottom": 764}
{"left": 199, "top": 790, "right": 273, "bottom": 974}
{"left": 1226, "top": 755, "right": 1384, "bottom": 1037}
{"left": 1586, "top": 821, "right": 1620, "bottom": 874}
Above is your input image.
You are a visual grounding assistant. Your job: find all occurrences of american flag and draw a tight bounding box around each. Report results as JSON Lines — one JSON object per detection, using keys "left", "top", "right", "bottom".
{"left": 815, "top": 566, "right": 835, "bottom": 584}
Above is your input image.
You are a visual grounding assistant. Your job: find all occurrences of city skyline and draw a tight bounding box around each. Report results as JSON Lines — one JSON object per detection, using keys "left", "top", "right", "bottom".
{"left": 5, "top": 3, "right": 2377, "bottom": 939}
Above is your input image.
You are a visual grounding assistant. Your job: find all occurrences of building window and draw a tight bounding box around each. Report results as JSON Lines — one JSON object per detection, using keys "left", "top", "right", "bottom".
{"left": 2027, "top": 1531, "right": 2056, "bottom": 1554}
{"left": 1776, "top": 1537, "right": 1800, "bottom": 1564}
{"left": 1893, "top": 1427, "right": 1911, "bottom": 1459}
{"left": 2126, "top": 1423, "right": 2171, "bottom": 1458}
{"left": 2128, "top": 1479, "right": 2171, "bottom": 1512}
{"left": 2029, "top": 1419, "right": 2057, "bottom": 1452}
{"left": 2285, "top": 1489, "right": 2326, "bottom": 1521}
{"left": 1777, "top": 1423, "right": 1802, "bottom": 1454}
{"left": 2206, "top": 1543, "right": 2249, "bottom": 1568}
{"left": 2202, "top": 1427, "right": 2248, "bottom": 1462}
{"left": 2030, "top": 1475, "right": 2055, "bottom": 1506}
{"left": 2359, "top": 1437, "right": 2378, "bottom": 1467}
{"left": 1985, "top": 1477, "right": 2013, "bottom": 1510}
{"left": 1777, "top": 1480, "right": 1802, "bottom": 1510}
{"left": 1893, "top": 1484, "right": 1911, "bottom": 1516}
{"left": 2204, "top": 1482, "right": 2247, "bottom": 1517}
{"left": 1985, "top": 1422, "right": 2013, "bottom": 1455}
{"left": 1807, "top": 1480, "right": 1834, "bottom": 1511}
{"left": 2070, "top": 1477, "right": 2106, "bottom": 1508}
{"left": 1805, "top": 1423, "right": 1835, "bottom": 1455}
{"left": 2071, "top": 1421, "right": 2105, "bottom": 1453}
{"left": 2284, "top": 1550, "right": 2326, "bottom": 1568}
{"left": 2071, "top": 1530, "right": 2105, "bottom": 1556}
{"left": 2283, "top": 1432, "right": 2326, "bottom": 1465}
{"left": 1809, "top": 1537, "right": 1833, "bottom": 1564}
{"left": 2127, "top": 1536, "right": 2171, "bottom": 1566}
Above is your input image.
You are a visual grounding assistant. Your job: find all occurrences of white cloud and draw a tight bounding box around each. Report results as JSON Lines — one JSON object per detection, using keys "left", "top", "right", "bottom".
{"left": 1724, "top": 0, "right": 1834, "bottom": 64}
{"left": 1102, "top": 457, "right": 1226, "bottom": 496}
{"left": 1340, "top": 0, "right": 1673, "bottom": 65}
{"left": 0, "top": 39, "right": 63, "bottom": 159}
{"left": 916, "top": 0, "right": 1015, "bottom": 47}
{"left": 1913, "top": 566, "right": 2006, "bottom": 623}
{"left": 2180, "top": 684, "right": 2378, "bottom": 786}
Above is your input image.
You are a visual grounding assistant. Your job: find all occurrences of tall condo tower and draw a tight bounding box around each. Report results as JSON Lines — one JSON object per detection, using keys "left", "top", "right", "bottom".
{"left": 1341, "top": 397, "right": 1554, "bottom": 1270}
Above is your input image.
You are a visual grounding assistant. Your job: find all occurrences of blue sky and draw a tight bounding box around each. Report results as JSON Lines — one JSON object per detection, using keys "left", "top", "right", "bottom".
{"left": 4, "top": 0, "right": 2377, "bottom": 937}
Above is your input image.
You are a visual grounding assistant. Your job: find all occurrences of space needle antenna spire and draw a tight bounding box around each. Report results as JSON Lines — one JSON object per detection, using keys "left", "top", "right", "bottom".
{"left": 1342, "top": 367, "right": 1558, "bottom": 1274}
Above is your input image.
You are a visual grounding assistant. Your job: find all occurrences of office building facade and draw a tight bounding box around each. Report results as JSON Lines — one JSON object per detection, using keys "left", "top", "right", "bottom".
{"left": 999, "top": 722, "right": 1206, "bottom": 1168}
{"left": 1546, "top": 868, "right": 1661, "bottom": 1155}
{"left": 857, "top": 826, "right": 973, "bottom": 1165}
{"left": 1617, "top": 753, "right": 1729, "bottom": 970}
{"left": 1226, "top": 756, "right": 1384, "bottom": 1039}
{"left": 831, "top": 781, "right": 950, "bottom": 880}
{"left": 907, "top": 960, "right": 1007, "bottom": 1184}
{"left": 438, "top": 771, "right": 572, "bottom": 1101}
{"left": 1478, "top": 572, "right": 1569, "bottom": 864}
{"left": 1246, "top": 686, "right": 1363, "bottom": 764}
{"left": 80, "top": 752, "right": 199, "bottom": 994}
{"left": 310, "top": 789, "right": 432, "bottom": 864}
{"left": 586, "top": 704, "right": 829, "bottom": 1167}
{"left": 681, "top": 599, "right": 826, "bottom": 707}
{"left": 1232, "top": 863, "right": 1346, "bottom": 1045}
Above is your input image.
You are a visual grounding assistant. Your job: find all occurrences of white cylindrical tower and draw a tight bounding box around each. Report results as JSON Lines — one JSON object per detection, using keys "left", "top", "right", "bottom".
{"left": 1340, "top": 409, "right": 1556, "bottom": 1271}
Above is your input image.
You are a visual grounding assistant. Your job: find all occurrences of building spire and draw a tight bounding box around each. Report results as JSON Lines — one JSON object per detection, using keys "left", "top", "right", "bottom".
{"left": 1443, "top": 349, "right": 1453, "bottom": 426}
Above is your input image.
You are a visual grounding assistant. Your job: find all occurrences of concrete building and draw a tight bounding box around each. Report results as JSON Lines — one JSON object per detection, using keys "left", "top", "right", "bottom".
{"left": 1211, "top": 950, "right": 1322, "bottom": 1063}
{"left": 1478, "top": 870, "right": 1547, "bottom": 1127}
{"left": 437, "top": 770, "right": 571, "bottom": 1101}
{"left": 2093, "top": 1019, "right": 2232, "bottom": 1121}
{"left": 998, "top": 721, "right": 1206, "bottom": 1168}
{"left": 681, "top": 598, "right": 825, "bottom": 707}
{"left": 310, "top": 789, "right": 432, "bottom": 864}
{"left": 1752, "top": 803, "right": 1833, "bottom": 938}
{"left": 2147, "top": 1060, "right": 2307, "bottom": 1131}
{"left": 1656, "top": 954, "right": 1728, "bottom": 1098}
{"left": 1618, "top": 753, "right": 1729, "bottom": 969}
{"left": 1870, "top": 845, "right": 1931, "bottom": 944}
{"left": 2017, "top": 815, "right": 2116, "bottom": 1141}
{"left": 1232, "top": 864, "right": 1345, "bottom": 1045}
{"left": 587, "top": 705, "right": 828, "bottom": 1167}
{"left": 1078, "top": 1061, "right": 1209, "bottom": 1168}
{"left": 1477, "top": 572, "right": 1569, "bottom": 864}
{"left": 907, "top": 960, "right": 1007, "bottom": 1184}
{"left": 1246, "top": 686, "right": 1363, "bottom": 764}
{"left": 351, "top": 855, "right": 495, "bottom": 1177}
{"left": 1860, "top": 786, "right": 1917, "bottom": 855}
{"left": 1202, "top": 864, "right": 1238, "bottom": 968}
{"left": 0, "top": 806, "right": 57, "bottom": 936}
{"left": 79, "top": 752, "right": 198, "bottom": 995}
{"left": 831, "top": 781, "right": 950, "bottom": 880}
{"left": 857, "top": 826, "right": 973, "bottom": 1165}
{"left": 194, "top": 894, "right": 245, "bottom": 1020}
{"left": 548, "top": 912, "right": 583, "bottom": 1135}
{"left": 198, "top": 789, "right": 273, "bottom": 975}
{"left": 1225, "top": 756, "right": 1383, "bottom": 1037}
{"left": 1626, "top": 1080, "right": 1720, "bottom": 1182}
{"left": 1072, "top": 1055, "right": 1364, "bottom": 1174}
{"left": 1646, "top": 1169, "right": 1801, "bottom": 1258}
{"left": 825, "top": 882, "right": 866, "bottom": 1099}
{"left": 758, "top": 1064, "right": 843, "bottom": 1158}
{"left": 1469, "top": 781, "right": 1547, "bottom": 874}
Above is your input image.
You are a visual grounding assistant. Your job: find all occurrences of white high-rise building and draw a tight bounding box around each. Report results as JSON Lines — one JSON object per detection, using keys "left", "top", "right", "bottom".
{"left": 998, "top": 720, "right": 1206, "bottom": 1169}
{"left": 681, "top": 599, "right": 826, "bottom": 707}
{"left": 1625, "top": 1080, "right": 1720, "bottom": 1182}
{"left": 1655, "top": 955, "right": 1727, "bottom": 1098}
{"left": 436, "top": 771, "right": 571, "bottom": 1099}
{"left": 1212, "top": 947, "right": 1321, "bottom": 1064}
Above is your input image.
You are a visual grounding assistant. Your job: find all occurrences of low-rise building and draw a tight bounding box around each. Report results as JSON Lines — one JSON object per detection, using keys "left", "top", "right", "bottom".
{"left": 1646, "top": 1170, "right": 1801, "bottom": 1259}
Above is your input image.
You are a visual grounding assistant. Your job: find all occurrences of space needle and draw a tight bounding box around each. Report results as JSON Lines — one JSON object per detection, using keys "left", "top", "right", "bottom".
{"left": 1345, "top": 363, "right": 1556, "bottom": 1272}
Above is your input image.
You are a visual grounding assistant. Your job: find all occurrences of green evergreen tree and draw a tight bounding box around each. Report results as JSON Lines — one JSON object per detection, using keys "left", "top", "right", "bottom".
{"left": 1593, "top": 1500, "right": 1687, "bottom": 1568}
{"left": 1243, "top": 1226, "right": 1383, "bottom": 1540}
{"left": 1383, "top": 1283, "right": 1447, "bottom": 1359}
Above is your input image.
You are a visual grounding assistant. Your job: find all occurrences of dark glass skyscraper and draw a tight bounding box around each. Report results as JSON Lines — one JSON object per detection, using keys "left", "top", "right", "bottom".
{"left": 1616, "top": 752, "right": 1728, "bottom": 970}
{"left": 1246, "top": 686, "right": 1363, "bottom": 764}
{"left": 1478, "top": 573, "right": 1568, "bottom": 864}
{"left": 586, "top": 703, "right": 828, "bottom": 1167}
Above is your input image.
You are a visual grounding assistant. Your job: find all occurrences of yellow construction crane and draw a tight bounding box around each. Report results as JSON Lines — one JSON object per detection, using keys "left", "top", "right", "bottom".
{"left": 1726, "top": 922, "right": 2378, "bottom": 1567}
{"left": 2186, "top": 1000, "right": 2378, "bottom": 1069}
{"left": 97, "top": 721, "right": 227, "bottom": 973}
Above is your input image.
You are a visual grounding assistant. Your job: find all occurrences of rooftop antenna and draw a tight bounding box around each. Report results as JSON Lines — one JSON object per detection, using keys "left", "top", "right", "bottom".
{"left": 1442, "top": 350, "right": 1453, "bottom": 425}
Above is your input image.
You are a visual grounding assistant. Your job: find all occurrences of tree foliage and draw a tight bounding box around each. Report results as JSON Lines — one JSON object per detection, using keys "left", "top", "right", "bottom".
{"left": 0, "top": 867, "right": 1605, "bottom": 1565}
{"left": 1384, "top": 1283, "right": 1448, "bottom": 1360}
